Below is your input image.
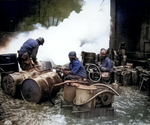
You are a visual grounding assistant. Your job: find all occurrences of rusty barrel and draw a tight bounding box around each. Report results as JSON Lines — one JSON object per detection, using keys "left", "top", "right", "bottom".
{"left": 121, "top": 70, "right": 131, "bottom": 86}
{"left": 21, "top": 72, "right": 61, "bottom": 103}
{"left": 0, "top": 53, "right": 19, "bottom": 72}
{"left": 1, "top": 69, "right": 42, "bottom": 97}
{"left": 81, "top": 51, "right": 96, "bottom": 65}
{"left": 1, "top": 72, "right": 24, "bottom": 96}
{"left": 131, "top": 70, "right": 139, "bottom": 85}
{"left": 114, "top": 68, "right": 122, "bottom": 84}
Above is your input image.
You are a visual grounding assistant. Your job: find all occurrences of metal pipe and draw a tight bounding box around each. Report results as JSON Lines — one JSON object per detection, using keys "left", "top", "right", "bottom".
{"left": 93, "top": 83, "right": 120, "bottom": 96}
{"left": 73, "top": 90, "right": 116, "bottom": 106}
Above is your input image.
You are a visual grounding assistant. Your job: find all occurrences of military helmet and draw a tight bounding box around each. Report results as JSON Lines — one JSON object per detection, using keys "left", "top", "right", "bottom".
{"left": 36, "top": 37, "right": 45, "bottom": 45}
{"left": 68, "top": 51, "right": 76, "bottom": 58}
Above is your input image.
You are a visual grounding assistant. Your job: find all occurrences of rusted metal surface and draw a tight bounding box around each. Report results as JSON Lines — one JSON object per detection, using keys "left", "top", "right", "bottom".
{"left": 63, "top": 84, "right": 76, "bottom": 103}
{"left": 132, "top": 70, "right": 139, "bottom": 85}
{"left": 114, "top": 68, "right": 122, "bottom": 84}
{"left": 61, "top": 80, "right": 119, "bottom": 118}
{"left": 1, "top": 72, "right": 24, "bottom": 96}
{"left": 81, "top": 51, "right": 96, "bottom": 65}
{"left": 74, "top": 88, "right": 97, "bottom": 109}
{"left": 1, "top": 69, "right": 41, "bottom": 96}
{"left": 1, "top": 68, "right": 62, "bottom": 102}
{"left": 21, "top": 72, "right": 62, "bottom": 103}
{"left": 86, "top": 64, "right": 101, "bottom": 83}
{"left": 121, "top": 71, "right": 131, "bottom": 86}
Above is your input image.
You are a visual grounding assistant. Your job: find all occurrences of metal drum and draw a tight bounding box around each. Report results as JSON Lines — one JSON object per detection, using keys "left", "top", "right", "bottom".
{"left": 0, "top": 53, "right": 19, "bottom": 72}
{"left": 21, "top": 72, "right": 61, "bottom": 103}
{"left": 131, "top": 70, "right": 139, "bottom": 85}
{"left": 1, "top": 72, "right": 24, "bottom": 96}
{"left": 121, "top": 71, "right": 131, "bottom": 86}
{"left": 114, "top": 68, "right": 122, "bottom": 84}
{"left": 81, "top": 51, "right": 96, "bottom": 65}
{"left": 1, "top": 69, "right": 41, "bottom": 97}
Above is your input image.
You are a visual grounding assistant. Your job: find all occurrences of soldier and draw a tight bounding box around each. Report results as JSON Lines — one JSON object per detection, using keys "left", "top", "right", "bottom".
{"left": 99, "top": 48, "right": 113, "bottom": 72}
{"left": 63, "top": 51, "right": 87, "bottom": 80}
{"left": 18, "top": 37, "right": 45, "bottom": 70}
{"left": 99, "top": 48, "right": 114, "bottom": 83}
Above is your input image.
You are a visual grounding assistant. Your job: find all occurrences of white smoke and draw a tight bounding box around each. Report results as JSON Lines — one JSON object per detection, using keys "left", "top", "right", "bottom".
{"left": 5, "top": 0, "right": 110, "bottom": 65}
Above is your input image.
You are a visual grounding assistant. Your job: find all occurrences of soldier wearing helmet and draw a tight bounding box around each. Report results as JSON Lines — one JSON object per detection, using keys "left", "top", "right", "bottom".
{"left": 63, "top": 51, "right": 86, "bottom": 80}
{"left": 18, "top": 37, "right": 45, "bottom": 70}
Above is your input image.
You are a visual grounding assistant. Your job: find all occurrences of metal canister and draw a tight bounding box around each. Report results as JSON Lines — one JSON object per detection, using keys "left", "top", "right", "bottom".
{"left": 21, "top": 72, "right": 61, "bottom": 103}
{"left": 121, "top": 70, "right": 131, "bottom": 86}
{"left": 82, "top": 52, "right": 96, "bottom": 65}
{"left": 0, "top": 69, "right": 40, "bottom": 97}
{"left": 1, "top": 72, "right": 24, "bottom": 96}
{"left": 131, "top": 70, "right": 139, "bottom": 85}
{"left": 114, "top": 68, "right": 122, "bottom": 84}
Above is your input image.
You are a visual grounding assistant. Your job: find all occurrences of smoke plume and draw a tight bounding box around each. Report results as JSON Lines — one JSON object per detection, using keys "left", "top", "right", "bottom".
{"left": 3, "top": 0, "right": 110, "bottom": 65}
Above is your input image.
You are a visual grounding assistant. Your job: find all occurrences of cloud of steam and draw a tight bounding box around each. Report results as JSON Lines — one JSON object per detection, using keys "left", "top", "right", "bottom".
{"left": 4, "top": 0, "right": 110, "bottom": 65}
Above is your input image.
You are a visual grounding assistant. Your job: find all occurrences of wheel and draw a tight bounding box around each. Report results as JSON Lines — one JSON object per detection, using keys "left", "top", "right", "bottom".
{"left": 87, "top": 64, "right": 101, "bottom": 83}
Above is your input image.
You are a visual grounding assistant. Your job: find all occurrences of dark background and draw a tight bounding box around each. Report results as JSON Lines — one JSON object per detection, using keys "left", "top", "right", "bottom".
{"left": 0, "top": 0, "right": 39, "bottom": 32}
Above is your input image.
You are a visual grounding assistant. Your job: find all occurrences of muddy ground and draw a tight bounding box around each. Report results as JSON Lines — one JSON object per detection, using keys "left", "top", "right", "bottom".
{"left": 0, "top": 84, "right": 150, "bottom": 125}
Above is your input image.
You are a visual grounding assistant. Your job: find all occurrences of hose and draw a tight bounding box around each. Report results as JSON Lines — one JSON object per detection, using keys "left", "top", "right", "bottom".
{"left": 54, "top": 81, "right": 120, "bottom": 96}
{"left": 54, "top": 80, "right": 90, "bottom": 86}
{"left": 93, "top": 83, "right": 120, "bottom": 96}
{"left": 73, "top": 89, "right": 116, "bottom": 106}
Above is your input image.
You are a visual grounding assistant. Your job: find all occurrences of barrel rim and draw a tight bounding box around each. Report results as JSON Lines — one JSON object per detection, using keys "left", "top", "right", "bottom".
{"left": 20, "top": 78, "right": 42, "bottom": 103}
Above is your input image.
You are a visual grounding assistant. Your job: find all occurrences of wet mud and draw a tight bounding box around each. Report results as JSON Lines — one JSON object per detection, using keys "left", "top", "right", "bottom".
{"left": 0, "top": 84, "right": 150, "bottom": 125}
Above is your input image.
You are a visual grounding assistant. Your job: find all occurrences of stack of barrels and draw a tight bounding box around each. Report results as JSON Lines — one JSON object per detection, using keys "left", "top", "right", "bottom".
{"left": 81, "top": 51, "right": 96, "bottom": 66}
{"left": 1, "top": 69, "right": 62, "bottom": 103}
{"left": 114, "top": 65, "right": 139, "bottom": 86}
{"left": 0, "top": 54, "right": 62, "bottom": 103}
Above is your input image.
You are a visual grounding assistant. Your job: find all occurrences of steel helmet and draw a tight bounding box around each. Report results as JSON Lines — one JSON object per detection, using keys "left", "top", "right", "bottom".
{"left": 68, "top": 51, "right": 76, "bottom": 58}
{"left": 36, "top": 37, "right": 45, "bottom": 45}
